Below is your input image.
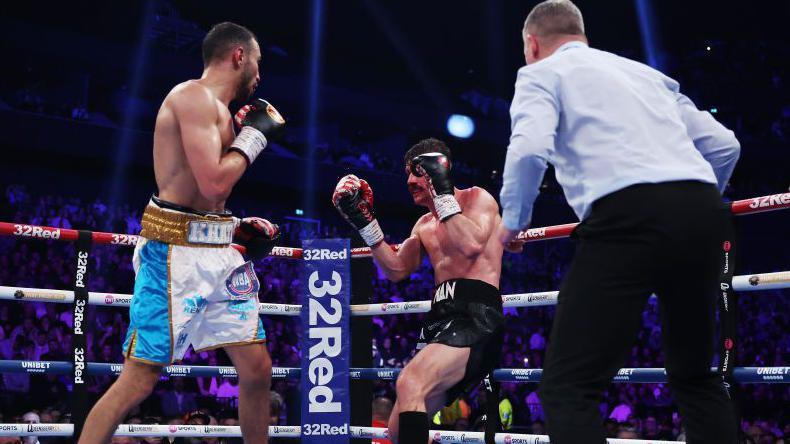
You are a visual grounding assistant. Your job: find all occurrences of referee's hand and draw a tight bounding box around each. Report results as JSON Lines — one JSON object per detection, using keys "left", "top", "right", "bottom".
{"left": 497, "top": 222, "right": 523, "bottom": 253}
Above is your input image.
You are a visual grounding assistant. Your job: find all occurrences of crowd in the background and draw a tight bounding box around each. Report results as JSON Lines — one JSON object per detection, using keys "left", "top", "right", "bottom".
{"left": 0, "top": 183, "right": 787, "bottom": 443}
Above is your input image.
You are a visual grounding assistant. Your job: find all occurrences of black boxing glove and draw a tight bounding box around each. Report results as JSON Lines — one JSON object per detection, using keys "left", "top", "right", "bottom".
{"left": 230, "top": 99, "right": 286, "bottom": 165}
{"left": 332, "top": 174, "right": 384, "bottom": 246}
{"left": 410, "top": 152, "right": 461, "bottom": 221}
{"left": 234, "top": 217, "right": 280, "bottom": 260}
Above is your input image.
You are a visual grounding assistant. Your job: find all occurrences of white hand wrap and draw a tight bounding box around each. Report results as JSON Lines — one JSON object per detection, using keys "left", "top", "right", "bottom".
{"left": 230, "top": 126, "right": 268, "bottom": 165}
{"left": 434, "top": 194, "right": 462, "bottom": 221}
{"left": 358, "top": 219, "right": 385, "bottom": 246}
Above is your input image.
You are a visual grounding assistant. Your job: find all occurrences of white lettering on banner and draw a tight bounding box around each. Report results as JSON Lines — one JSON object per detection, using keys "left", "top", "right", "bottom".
{"left": 22, "top": 361, "right": 51, "bottom": 370}
{"left": 74, "top": 347, "right": 85, "bottom": 384}
{"left": 309, "top": 298, "right": 342, "bottom": 325}
{"left": 722, "top": 350, "right": 731, "bottom": 373}
{"left": 73, "top": 299, "right": 86, "bottom": 335}
{"left": 720, "top": 283, "right": 730, "bottom": 311}
{"left": 377, "top": 370, "right": 395, "bottom": 379}
{"left": 617, "top": 369, "right": 634, "bottom": 376}
{"left": 309, "top": 328, "right": 342, "bottom": 359}
{"left": 219, "top": 367, "right": 238, "bottom": 376}
{"left": 525, "top": 227, "right": 547, "bottom": 238}
{"left": 756, "top": 368, "right": 788, "bottom": 375}
{"left": 434, "top": 281, "right": 456, "bottom": 303}
{"left": 309, "top": 357, "right": 334, "bottom": 385}
{"left": 13, "top": 224, "right": 62, "bottom": 240}
{"left": 748, "top": 193, "right": 790, "bottom": 209}
{"left": 309, "top": 385, "right": 341, "bottom": 413}
{"left": 111, "top": 234, "right": 138, "bottom": 245}
{"left": 271, "top": 247, "right": 294, "bottom": 257}
{"left": 111, "top": 364, "right": 124, "bottom": 373}
{"left": 75, "top": 251, "right": 89, "bottom": 288}
{"left": 350, "top": 371, "right": 361, "bottom": 379}
{"left": 307, "top": 267, "right": 344, "bottom": 413}
{"left": 166, "top": 366, "right": 192, "bottom": 375}
{"left": 272, "top": 368, "right": 290, "bottom": 377}
{"left": 304, "top": 249, "right": 349, "bottom": 261}
{"left": 302, "top": 423, "right": 349, "bottom": 435}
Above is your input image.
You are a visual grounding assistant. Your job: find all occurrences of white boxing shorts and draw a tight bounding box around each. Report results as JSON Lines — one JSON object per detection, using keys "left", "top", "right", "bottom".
{"left": 122, "top": 198, "right": 265, "bottom": 365}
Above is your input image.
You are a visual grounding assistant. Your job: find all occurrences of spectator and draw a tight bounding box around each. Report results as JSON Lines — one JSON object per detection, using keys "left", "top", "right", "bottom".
{"left": 372, "top": 397, "right": 393, "bottom": 444}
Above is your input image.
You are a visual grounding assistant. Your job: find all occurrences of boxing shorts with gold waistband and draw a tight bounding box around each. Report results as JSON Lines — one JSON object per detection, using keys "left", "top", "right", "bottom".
{"left": 122, "top": 196, "right": 265, "bottom": 365}
{"left": 417, "top": 278, "right": 504, "bottom": 403}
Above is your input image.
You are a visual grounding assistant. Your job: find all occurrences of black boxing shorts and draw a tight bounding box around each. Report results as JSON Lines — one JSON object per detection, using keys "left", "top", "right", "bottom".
{"left": 417, "top": 278, "right": 505, "bottom": 403}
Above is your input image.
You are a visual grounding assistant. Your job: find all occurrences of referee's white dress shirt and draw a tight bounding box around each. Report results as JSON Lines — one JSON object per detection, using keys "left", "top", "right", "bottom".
{"left": 500, "top": 41, "right": 740, "bottom": 230}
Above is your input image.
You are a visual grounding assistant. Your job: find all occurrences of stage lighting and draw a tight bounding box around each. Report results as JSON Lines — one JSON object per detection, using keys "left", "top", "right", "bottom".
{"left": 447, "top": 114, "right": 475, "bottom": 139}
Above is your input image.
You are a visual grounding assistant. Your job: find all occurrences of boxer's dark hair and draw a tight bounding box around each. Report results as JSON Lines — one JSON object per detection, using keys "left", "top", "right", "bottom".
{"left": 404, "top": 138, "right": 453, "bottom": 165}
{"left": 202, "top": 22, "right": 258, "bottom": 67}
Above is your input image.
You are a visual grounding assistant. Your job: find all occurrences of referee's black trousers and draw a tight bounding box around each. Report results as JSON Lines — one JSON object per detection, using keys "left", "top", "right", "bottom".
{"left": 539, "top": 181, "right": 738, "bottom": 444}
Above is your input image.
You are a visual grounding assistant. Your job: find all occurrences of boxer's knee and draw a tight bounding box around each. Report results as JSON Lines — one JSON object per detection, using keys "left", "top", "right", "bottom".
{"left": 229, "top": 343, "right": 272, "bottom": 389}
{"left": 396, "top": 367, "right": 428, "bottom": 407}
{"left": 116, "top": 361, "right": 160, "bottom": 404}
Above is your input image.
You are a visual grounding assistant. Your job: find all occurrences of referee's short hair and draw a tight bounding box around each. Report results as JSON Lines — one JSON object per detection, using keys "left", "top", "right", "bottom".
{"left": 523, "top": 0, "right": 586, "bottom": 38}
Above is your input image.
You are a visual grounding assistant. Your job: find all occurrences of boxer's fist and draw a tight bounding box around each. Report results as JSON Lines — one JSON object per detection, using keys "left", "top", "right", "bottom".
{"left": 230, "top": 99, "right": 285, "bottom": 165}
{"left": 234, "top": 217, "right": 280, "bottom": 260}
{"left": 410, "top": 153, "right": 461, "bottom": 221}
{"left": 234, "top": 99, "right": 285, "bottom": 138}
{"left": 332, "top": 175, "right": 384, "bottom": 246}
{"left": 410, "top": 152, "right": 454, "bottom": 197}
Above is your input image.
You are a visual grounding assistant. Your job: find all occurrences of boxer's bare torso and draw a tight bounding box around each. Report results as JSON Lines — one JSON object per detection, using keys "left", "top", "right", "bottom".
{"left": 412, "top": 187, "right": 503, "bottom": 288}
{"left": 153, "top": 80, "right": 237, "bottom": 212}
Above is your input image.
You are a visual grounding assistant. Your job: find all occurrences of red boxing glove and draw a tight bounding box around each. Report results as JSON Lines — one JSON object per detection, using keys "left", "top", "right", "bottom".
{"left": 234, "top": 217, "right": 280, "bottom": 260}
{"left": 332, "top": 174, "right": 384, "bottom": 246}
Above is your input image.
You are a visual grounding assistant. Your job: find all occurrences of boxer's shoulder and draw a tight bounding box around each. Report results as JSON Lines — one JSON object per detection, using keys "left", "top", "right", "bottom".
{"left": 166, "top": 80, "right": 217, "bottom": 111}
{"left": 414, "top": 212, "right": 435, "bottom": 229}
{"left": 459, "top": 187, "right": 498, "bottom": 212}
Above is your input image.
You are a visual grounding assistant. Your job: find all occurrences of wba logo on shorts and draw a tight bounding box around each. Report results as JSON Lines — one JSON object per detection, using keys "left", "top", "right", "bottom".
{"left": 225, "top": 261, "right": 260, "bottom": 300}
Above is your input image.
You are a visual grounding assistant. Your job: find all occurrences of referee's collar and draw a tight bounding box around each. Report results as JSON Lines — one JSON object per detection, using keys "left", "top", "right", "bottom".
{"left": 556, "top": 41, "right": 588, "bottom": 53}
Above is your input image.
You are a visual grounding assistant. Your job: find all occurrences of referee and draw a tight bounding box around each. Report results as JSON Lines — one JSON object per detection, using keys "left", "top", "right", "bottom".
{"left": 497, "top": 1, "right": 740, "bottom": 443}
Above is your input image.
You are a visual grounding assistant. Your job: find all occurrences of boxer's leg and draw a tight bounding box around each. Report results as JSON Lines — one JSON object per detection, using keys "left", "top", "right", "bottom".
{"left": 78, "top": 359, "right": 162, "bottom": 444}
{"left": 226, "top": 342, "right": 273, "bottom": 443}
{"left": 388, "top": 343, "right": 470, "bottom": 444}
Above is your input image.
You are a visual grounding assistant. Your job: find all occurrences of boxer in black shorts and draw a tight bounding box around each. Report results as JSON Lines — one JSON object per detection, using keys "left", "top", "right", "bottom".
{"left": 419, "top": 278, "right": 504, "bottom": 403}
{"left": 333, "top": 138, "right": 505, "bottom": 444}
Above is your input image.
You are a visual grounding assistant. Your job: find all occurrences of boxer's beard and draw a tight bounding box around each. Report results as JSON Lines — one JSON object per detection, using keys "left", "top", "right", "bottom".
{"left": 235, "top": 66, "right": 256, "bottom": 102}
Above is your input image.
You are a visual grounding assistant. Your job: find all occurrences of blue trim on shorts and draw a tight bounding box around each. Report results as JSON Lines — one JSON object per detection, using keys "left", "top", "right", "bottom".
{"left": 256, "top": 318, "right": 267, "bottom": 341}
{"left": 123, "top": 240, "right": 172, "bottom": 364}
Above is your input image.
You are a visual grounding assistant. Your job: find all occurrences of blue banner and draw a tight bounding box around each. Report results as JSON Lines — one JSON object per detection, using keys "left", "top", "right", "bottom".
{"left": 300, "top": 239, "right": 351, "bottom": 444}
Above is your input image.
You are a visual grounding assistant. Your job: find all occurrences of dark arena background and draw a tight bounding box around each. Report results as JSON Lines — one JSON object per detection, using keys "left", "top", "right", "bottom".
{"left": 0, "top": 0, "right": 787, "bottom": 443}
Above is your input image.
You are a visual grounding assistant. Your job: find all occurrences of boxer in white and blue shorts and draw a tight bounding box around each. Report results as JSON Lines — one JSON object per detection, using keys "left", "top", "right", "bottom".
{"left": 79, "top": 22, "right": 284, "bottom": 444}
{"left": 123, "top": 198, "right": 267, "bottom": 365}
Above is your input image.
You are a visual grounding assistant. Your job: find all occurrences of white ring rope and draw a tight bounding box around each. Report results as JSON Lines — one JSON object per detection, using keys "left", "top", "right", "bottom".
{"left": 0, "top": 270, "right": 786, "bottom": 316}
{"left": 0, "top": 423, "right": 684, "bottom": 443}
